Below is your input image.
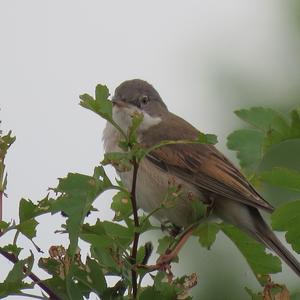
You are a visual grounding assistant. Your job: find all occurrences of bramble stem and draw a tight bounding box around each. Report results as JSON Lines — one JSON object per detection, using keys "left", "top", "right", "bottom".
{"left": 0, "top": 189, "right": 2, "bottom": 223}
{"left": 130, "top": 158, "right": 140, "bottom": 299}
{"left": 0, "top": 248, "right": 62, "bottom": 300}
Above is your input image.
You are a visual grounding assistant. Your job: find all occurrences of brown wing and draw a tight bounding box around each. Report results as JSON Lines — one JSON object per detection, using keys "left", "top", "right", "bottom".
{"left": 142, "top": 112, "right": 274, "bottom": 212}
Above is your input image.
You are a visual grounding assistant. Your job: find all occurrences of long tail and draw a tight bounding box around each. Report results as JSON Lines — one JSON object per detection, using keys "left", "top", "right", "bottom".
{"left": 249, "top": 208, "right": 300, "bottom": 277}
{"left": 214, "top": 197, "right": 300, "bottom": 276}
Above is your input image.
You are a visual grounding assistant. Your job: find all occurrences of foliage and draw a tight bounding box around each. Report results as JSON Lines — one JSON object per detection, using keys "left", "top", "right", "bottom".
{"left": 0, "top": 86, "right": 299, "bottom": 299}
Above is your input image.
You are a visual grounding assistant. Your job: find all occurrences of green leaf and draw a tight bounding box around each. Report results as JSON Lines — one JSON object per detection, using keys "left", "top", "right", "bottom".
{"left": 271, "top": 200, "right": 300, "bottom": 253}
{"left": 245, "top": 287, "right": 264, "bottom": 300}
{"left": 261, "top": 167, "right": 300, "bottom": 192}
{"left": 221, "top": 224, "right": 282, "bottom": 283}
{"left": 157, "top": 236, "right": 174, "bottom": 255}
{"left": 101, "top": 220, "right": 133, "bottom": 245}
{"left": 42, "top": 277, "right": 68, "bottom": 299}
{"left": 195, "top": 222, "right": 219, "bottom": 249}
{"left": 38, "top": 257, "right": 61, "bottom": 276}
{"left": 102, "top": 152, "right": 132, "bottom": 172}
{"left": 227, "top": 129, "right": 264, "bottom": 172}
{"left": 93, "top": 166, "right": 112, "bottom": 187}
{"left": 19, "top": 198, "right": 37, "bottom": 222}
{"left": 66, "top": 271, "right": 85, "bottom": 300}
{"left": 81, "top": 220, "right": 132, "bottom": 273}
{"left": 111, "top": 191, "right": 132, "bottom": 221}
{"left": 139, "top": 287, "right": 162, "bottom": 300}
{"left": 0, "top": 220, "right": 9, "bottom": 230}
{"left": 0, "top": 131, "right": 16, "bottom": 158}
{"left": 235, "top": 107, "right": 289, "bottom": 132}
{"left": 128, "top": 111, "right": 144, "bottom": 145}
{"left": 2, "top": 244, "right": 22, "bottom": 257}
{"left": 86, "top": 257, "right": 107, "bottom": 295}
{"left": 51, "top": 171, "right": 110, "bottom": 256}
{"left": 137, "top": 215, "right": 156, "bottom": 234}
{"left": 228, "top": 107, "right": 300, "bottom": 174}
{"left": 189, "top": 196, "right": 206, "bottom": 222}
{"left": 0, "top": 255, "right": 34, "bottom": 298}
{"left": 79, "top": 84, "right": 112, "bottom": 122}
{"left": 16, "top": 219, "right": 38, "bottom": 239}
{"left": 71, "top": 265, "right": 94, "bottom": 298}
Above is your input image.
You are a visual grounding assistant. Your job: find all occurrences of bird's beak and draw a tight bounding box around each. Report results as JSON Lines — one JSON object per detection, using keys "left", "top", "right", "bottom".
{"left": 112, "top": 96, "right": 127, "bottom": 108}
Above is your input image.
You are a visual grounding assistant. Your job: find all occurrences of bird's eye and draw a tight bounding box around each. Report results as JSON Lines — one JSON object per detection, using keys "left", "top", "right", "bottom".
{"left": 140, "top": 95, "right": 149, "bottom": 106}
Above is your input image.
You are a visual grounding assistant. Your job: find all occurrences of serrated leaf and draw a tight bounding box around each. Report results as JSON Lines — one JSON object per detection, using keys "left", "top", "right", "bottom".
{"left": 6, "top": 255, "right": 33, "bottom": 282}
{"left": 101, "top": 220, "right": 133, "bottom": 244}
{"left": 0, "top": 282, "right": 33, "bottom": 298}
{"left": 222, "top": 224, "right": 282, "bottom": 282}
{"left": 79, "top": 84, "right": 112, "bottom": 122}
{"left": 42, "top": 277, "right": 68, "bottom": 299}
{"left": 128, "top": 111, "right": 144, "bottom": 145}
{"left": 93, "top": 165, "right": 112, "bottom": 187}
{"left": 139, "top": 287, "right": 163, "bottom": 300}
{"left": 2, "top": 244, "right": 22, "bottom": 257}
{"left": 0, "top": 255, "right": 34, "bottom": 298}
{"left": 51, "top": 171, "right": 110, "bottom": 256}
{"left": 66, "top": 272, "right": 85, "bottom": 300}
{"left": 86, "top": 257, "right": 107, "bottom": 295}
{"left": 235, "top": 107, "right": 289, "bottom": 132}
{"left": 271, "top": 200, "right": 300, "bottom": 253}
{"left": 0, "top": 131, "right": 16, "bottom": 157}
{"left": 195, "top": 223, "right": 219, "bottom": 249}
{"left": 38, "top": 257, "right": 61, "bottom": 276}
{"left": 17, "top": 219, "right": 38, "bottom": 239}
{"left": 111, "top": 191, "right": 132, "bottom": 221}
{"left": 137, "top": 215, "right": 156, "bottom": 234}
{"left": 81, "top": 220, "right": 132, "bottom": 272}
{"left": 18, "top": 197, "right": 52, "bottom": 225}
{"left": 102, "top": 152, "right": 132, "bottom": 172}
{"left": 0, "top": 220, "right": 9, "bottom": 230}
{"left": 227, "top": 129, "right": 264, "bottom": 172}
{"left": 19, "top": 198, "right": 37, "bottom": 222}
{"left": 228, "top": 107, "right": 300, "bottom": 174}
{"left": 261, "top": 167, "right": 300, "bottom": 192}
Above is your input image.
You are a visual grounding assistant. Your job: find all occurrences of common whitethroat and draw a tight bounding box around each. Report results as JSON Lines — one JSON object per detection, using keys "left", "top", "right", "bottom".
{"left": 103, "top": 79, "right": 300, "bottom": 276}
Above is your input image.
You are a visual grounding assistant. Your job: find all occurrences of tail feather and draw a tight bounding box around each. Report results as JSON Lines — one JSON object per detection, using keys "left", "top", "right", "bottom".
{"left": 252, "top": 210, "right": 300, "bottom": 277}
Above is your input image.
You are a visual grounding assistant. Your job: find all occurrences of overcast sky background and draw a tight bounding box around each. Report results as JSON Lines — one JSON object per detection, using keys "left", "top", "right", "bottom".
{"left": 1, "top": 1, "right": 300, "bottom": 299}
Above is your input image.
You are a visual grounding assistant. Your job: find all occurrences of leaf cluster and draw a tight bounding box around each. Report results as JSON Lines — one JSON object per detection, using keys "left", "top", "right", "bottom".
{"left": 0, "top": 89, "right": 300, "bottom": 300}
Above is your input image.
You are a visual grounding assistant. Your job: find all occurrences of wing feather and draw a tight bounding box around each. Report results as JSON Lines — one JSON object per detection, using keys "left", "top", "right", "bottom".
{"left": 141, "top": 113, "right": 274, "bottom": 212}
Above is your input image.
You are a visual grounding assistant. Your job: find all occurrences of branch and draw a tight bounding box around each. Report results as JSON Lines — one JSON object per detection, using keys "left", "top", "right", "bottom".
{"left": 0, "top": 189, "right": 2, "bottom": 224}
{"left": 130, "top": 158, "right": 140, "bottom": 299}
{"left": 0, "top": 248, "right": 62, "bottom": 300}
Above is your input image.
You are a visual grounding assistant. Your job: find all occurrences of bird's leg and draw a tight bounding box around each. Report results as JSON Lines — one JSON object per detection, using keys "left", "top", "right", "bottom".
{"left": 161, "top": 220, "right": 182, "bottom": 237}
{"left": 156, "top": 222, "right": 199, "bottom": 266}
{"left": 205, "top": 195, "right": 215, "bottom": 217}
{"left": 134, "top": 222, "right": 199, "bottom": 280}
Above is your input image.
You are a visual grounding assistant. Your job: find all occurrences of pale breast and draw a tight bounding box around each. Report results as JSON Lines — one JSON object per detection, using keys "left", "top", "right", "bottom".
{"left": 121, "top": 158, "right": 203, "bottom": 227}
{"left": 103, "top": 122, "right": 203, "bottom": 227}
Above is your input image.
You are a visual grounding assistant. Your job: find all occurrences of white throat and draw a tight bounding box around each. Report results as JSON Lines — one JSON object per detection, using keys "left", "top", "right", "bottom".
{"left": 103, "top": 105, "right": 162, "bottom": 152}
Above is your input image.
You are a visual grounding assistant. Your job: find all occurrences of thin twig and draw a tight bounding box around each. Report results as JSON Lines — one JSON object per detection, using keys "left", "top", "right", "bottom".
{"left": 130, "top": 158, "right": 140, "bottom": 299}
{"left": 0, "top": 248, "right": 62, "bottom": 300}
{"left": 12, "top": 292, "right": 48, "bottom": 299}
{"left": 0, "top": 189, "right": 3, "bottom": 223}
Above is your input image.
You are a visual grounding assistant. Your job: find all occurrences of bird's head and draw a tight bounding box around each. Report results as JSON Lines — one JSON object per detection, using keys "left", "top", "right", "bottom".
{"left": 112, "top": 79, "right": 168, "bottom": 131}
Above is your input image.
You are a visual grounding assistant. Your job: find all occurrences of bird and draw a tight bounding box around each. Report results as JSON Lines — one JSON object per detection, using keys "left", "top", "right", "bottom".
{"left": 102, "top": 78, "right": 300, "bottom": 276}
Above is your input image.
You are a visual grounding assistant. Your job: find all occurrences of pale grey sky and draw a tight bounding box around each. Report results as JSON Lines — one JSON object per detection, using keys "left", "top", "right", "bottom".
{"left": 1, "top": 1, "right": 300, "bottom": 299}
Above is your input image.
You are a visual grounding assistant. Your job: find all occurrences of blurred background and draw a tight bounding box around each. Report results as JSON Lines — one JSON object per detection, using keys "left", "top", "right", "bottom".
{"left": 1, "top": 0, "right": 300, "bottom": 299}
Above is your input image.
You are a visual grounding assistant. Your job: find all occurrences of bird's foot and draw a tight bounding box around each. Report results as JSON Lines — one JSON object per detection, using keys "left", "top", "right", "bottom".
{"left": 161, "top": 221, "right": 182, "bottom": 237}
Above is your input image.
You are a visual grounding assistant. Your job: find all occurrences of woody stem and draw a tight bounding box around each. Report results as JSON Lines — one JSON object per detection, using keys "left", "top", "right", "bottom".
{"left": 130, "top": 158, "right": 140, "bottom": 299}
